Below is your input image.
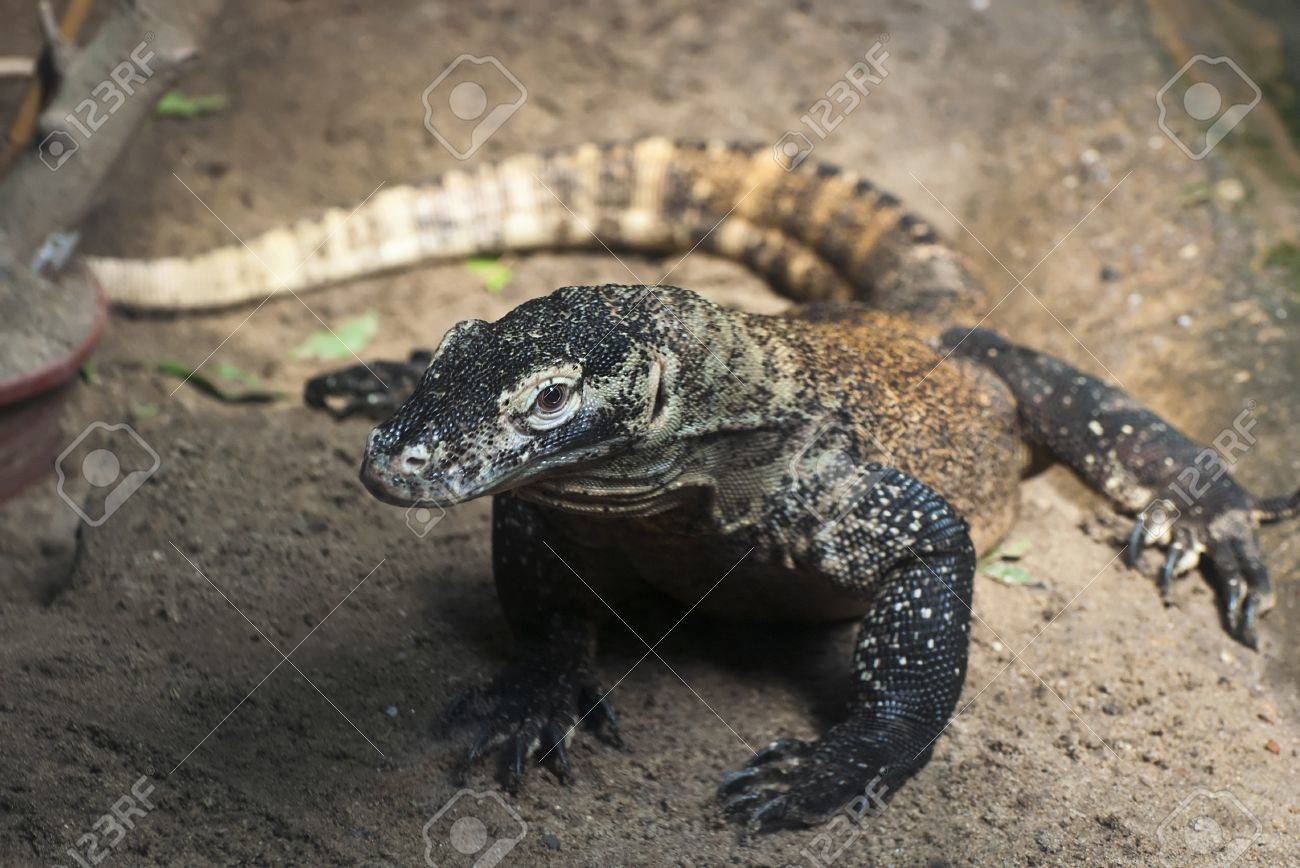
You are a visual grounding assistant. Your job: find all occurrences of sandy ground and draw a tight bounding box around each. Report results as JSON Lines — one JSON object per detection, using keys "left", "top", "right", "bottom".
{"left": 2, "top": 1, "right": 1298, "bottom": 865}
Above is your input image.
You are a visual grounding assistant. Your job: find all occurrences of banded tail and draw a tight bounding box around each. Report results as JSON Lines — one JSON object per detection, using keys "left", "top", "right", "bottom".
{"left": 85, "top": 138, "right": 987, "bottom": 318}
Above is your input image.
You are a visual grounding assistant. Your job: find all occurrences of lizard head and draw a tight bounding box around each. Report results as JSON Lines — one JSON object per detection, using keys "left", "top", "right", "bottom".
{"left": 359, "top": 285, "right": 676, "bottom": 508}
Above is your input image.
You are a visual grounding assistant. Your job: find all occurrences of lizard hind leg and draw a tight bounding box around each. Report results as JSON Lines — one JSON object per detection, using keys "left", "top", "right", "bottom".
{"left": 942, "top": 326, "right": 1295, "bottom": 648}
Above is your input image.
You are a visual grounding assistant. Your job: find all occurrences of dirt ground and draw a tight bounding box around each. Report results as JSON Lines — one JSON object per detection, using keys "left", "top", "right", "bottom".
{"left": 2, "top": 1, "right": 1298, "bottom": 865}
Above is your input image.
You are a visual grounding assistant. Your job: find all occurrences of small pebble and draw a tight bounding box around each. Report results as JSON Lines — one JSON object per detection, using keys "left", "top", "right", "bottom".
{"left": 385, "top": 705, "right": 398, "bottom": 718}
{"left": 1099, "top": 265, "right": 1118, "bottom": 281}
{"left": 1214, "top": 178, "right": 1246, "bottom": 204}
{"left": 1035, "top": 828, "right": 1063, "bottom": 854}
{"left": 542, "top": 833, "right": 561, "bottom": 850}
{"left": 1176, "top": 314, "right": 1192, "bottom": 328}
{"left": 1265, "top": 740, "right": 1281, "bottom": 755}
{"left": 1179, "top": 243, "right": 1199, "bottom": 260}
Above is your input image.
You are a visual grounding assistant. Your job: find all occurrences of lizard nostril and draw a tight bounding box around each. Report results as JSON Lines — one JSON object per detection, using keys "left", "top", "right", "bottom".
{"left": 398, "top": 443, "right": 432, "bottom": 475}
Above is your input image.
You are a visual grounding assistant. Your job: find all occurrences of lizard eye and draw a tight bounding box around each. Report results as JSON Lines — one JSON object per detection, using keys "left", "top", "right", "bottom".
{"left": 526, "top": 378, "right": 579, "bottom": 431}
{"left": 536, "top": 384, "right": 568, "bottom": 413}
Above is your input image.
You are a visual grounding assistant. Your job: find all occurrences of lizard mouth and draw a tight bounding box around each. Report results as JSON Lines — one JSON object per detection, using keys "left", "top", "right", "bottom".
{"left": 359, "top": 460, "right": 419, "bottom": 506}
{"left": 358, "top": 452, "right": 534, "bottom": 508}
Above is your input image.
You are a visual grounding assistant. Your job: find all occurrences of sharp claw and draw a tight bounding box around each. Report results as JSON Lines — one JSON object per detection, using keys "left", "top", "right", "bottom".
{"left": 583, "top": 691, "right": 622, "bottom": 747}
{"left": 748, "top": 738, "right": 811, "bottom": 767}
{"left": 548, "top": 740, "right": 574, "bottom": 783}
{"left": 723, "top": 790, "right": 768, "bottom": 818}
{"left": 1126, "top": 516, "right": 1146, "bottom": 567}
{"left": 1222, "top": 577, "right": 1244, "bottom": 627}
{"left": 748, "top": 794, "right": 791, "bottom": 831}
{"left": 501, "top": 732, "right": 532, "bottom": 794}
{"left": 1236, "top": 593, "right": 1261, "bottom": 650}
{"left": 453, "top": 728, "right": 496, "bottom": 785}
{"left": 717, "top": 767, "right": 764, "bottom": 797}
{"left": 467, "top": 730, "right": 492, "bottom": 763}
{"left": 1159, "top": 544, "right": 1182, "bottom": 598}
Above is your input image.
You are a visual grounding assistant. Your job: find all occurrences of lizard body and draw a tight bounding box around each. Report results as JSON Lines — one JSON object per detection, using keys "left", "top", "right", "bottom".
{"left": 89, "top": 139, "right": 1296, "bottom": 829}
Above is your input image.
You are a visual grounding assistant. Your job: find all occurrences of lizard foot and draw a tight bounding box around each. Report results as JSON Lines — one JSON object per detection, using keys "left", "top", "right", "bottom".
{"left": 438, "top": 661, "right": 620, "bottom": 792}
{"left": 1125, "top": 490, "right": 1281, "bottom": 650}
{"left": 718, "top": 725, "right": 906, "bottom": 832}
{"left": 941, "top": 326, "right": 1296, "bottom": 651}
{"left": 303, "top": 350, "right": 431, "bottom": 420}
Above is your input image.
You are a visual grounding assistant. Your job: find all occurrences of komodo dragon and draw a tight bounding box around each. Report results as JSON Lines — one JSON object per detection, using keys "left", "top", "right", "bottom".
{"left": 88, "top": 138, "right": 1298, "bottom": 830}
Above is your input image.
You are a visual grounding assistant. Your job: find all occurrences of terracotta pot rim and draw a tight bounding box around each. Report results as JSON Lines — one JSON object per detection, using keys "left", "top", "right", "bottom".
{"left": 0, "top": 282, "right": 108, "bottom": 408}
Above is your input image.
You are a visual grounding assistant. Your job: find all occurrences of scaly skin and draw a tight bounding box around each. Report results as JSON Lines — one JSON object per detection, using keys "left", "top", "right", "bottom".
{"left": 260, "top": 141, "right": 1296, "bottom": 830}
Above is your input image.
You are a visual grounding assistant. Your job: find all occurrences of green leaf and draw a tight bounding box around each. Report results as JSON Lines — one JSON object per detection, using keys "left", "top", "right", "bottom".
{"left": 1263, "top": 241, "right": 1300, "bottom": 271}
{"left": 466, "top": 256, "right": 512, "bottom": 293}
{"left": 983, "top": 563, "right": 1033, "bottom": 586}
{"left": 1180, "top": 182, "right": 1211, "bottom": 205}
{"left": 211, "top": 361, "right": 260, "bottom": 385}
{"left": 292, "top": 312, "right": 379, "bottom": 361}
{"left": 132, "top": 402, "right": 159, "bottom": 421}
{"left": 155, "top": 90, "right": 228, "bottom": 119}
{"left": 996, "top": 538, "right": 1032, "bottom": 560}
{"left": 158, "top": 361, "right": 283, "bottom": 403}
{"left": 80, "top": 360, "right": 99, "bottom": 384}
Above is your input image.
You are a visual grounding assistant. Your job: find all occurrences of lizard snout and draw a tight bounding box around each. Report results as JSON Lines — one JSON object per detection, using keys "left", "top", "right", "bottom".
{"left": 360, "top": 429, "right": 437, "bottom": 506}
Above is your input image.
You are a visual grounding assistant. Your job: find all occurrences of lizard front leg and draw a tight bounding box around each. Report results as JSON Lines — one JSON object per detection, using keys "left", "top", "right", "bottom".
{"left": 440, "top": 493, "right": 619, "bottom": 791}
{"left": 303, "top": 349, "right": 433, "bottom": 419}
{"left": 722, "top": 469, "right": 973, "bottom": 830}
